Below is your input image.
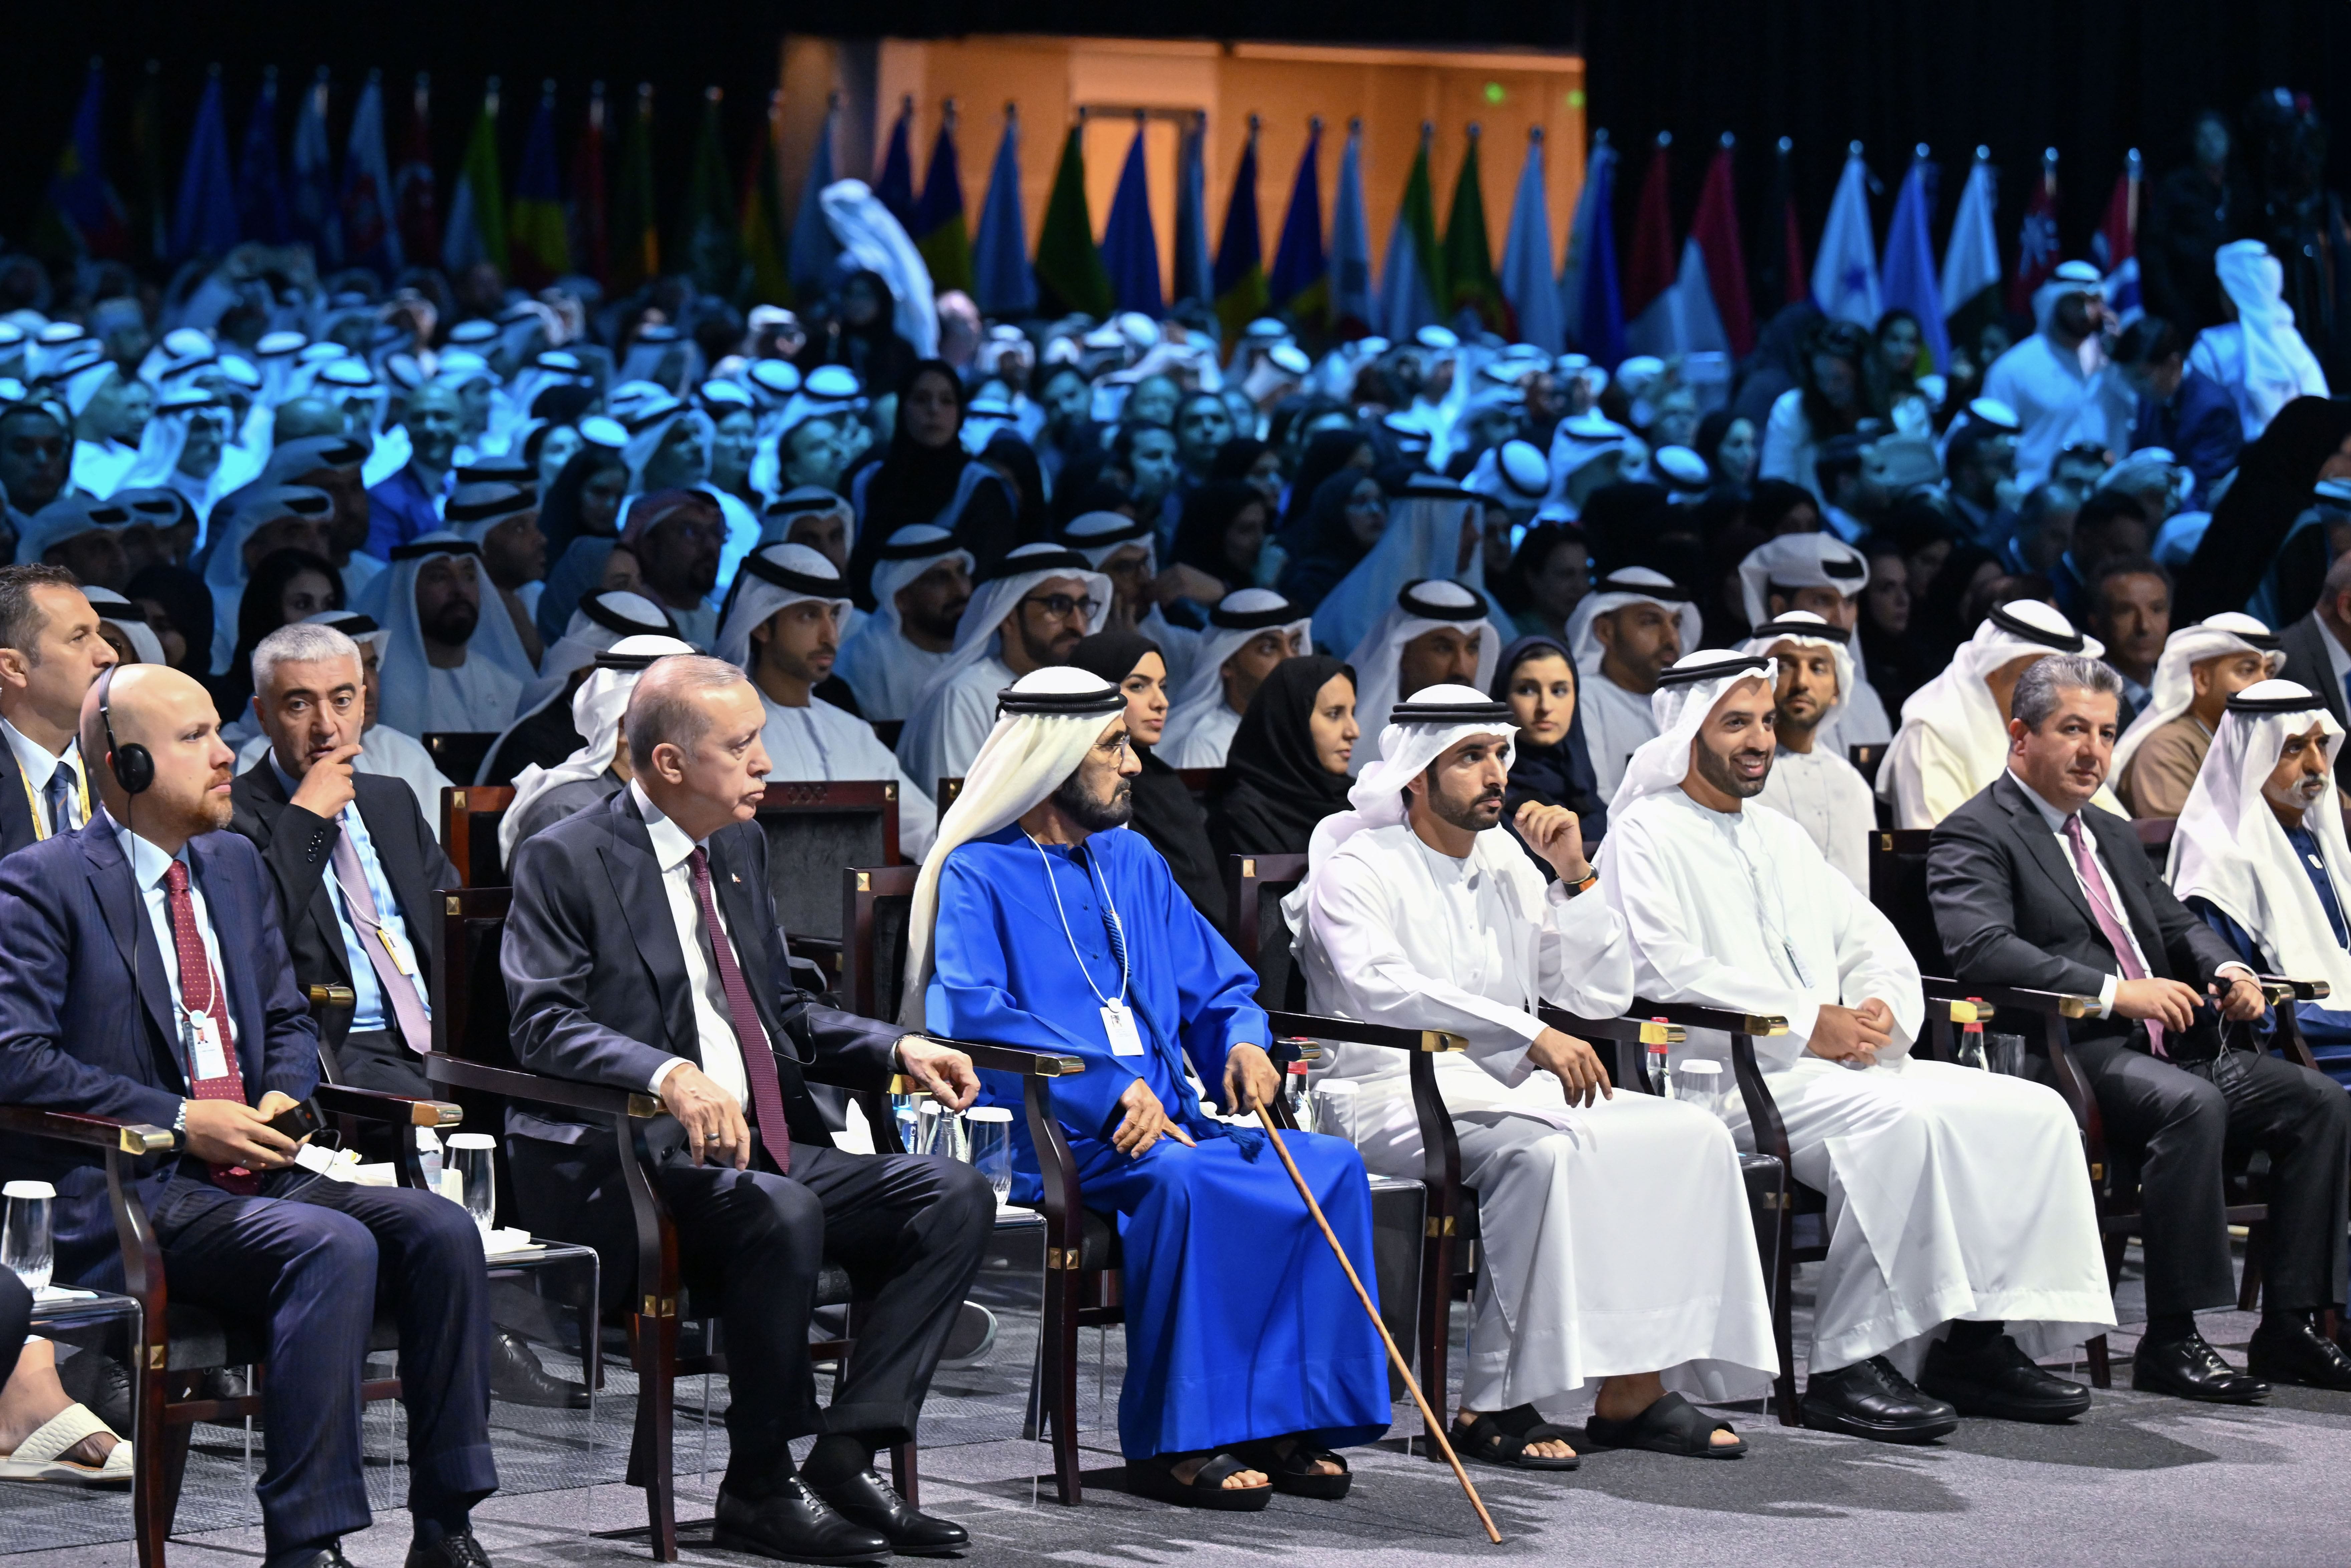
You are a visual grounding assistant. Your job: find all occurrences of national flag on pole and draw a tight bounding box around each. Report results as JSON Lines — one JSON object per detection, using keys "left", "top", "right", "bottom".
{"left": 1940, "top": 147, "right": 2001, "bottom": 354}
{"left": 787, "top": 95, "right": 839, "bottom": 302}
{"left": 914, "top": 104, "right": 975, "bottom": 299}
{"left": 1498, "top": 126, "right": 1558, "bottom": 351}
{"left": 340, "top": 72, "right": 400, "bottom": 278}
{"left": 129, "top": 60, "right": 169, "bottom": 266}
{"left": 172, "top": 70, "right": 241, "bottom": 262}
{"left": 509, "top": 82, "right": 571, "bottom": 289}
{"left": 875, "top": 96, "right": 918, "bottom": 233}
{"left": 1171, "top": 113, "right": 1213, "bottom": 310}
{"left": 442, "top": 79, "right": 508, "bottom": 276}
{"left": 1689, "top": 137, "right": 1753, "bottom": 355}
{"left": 1214, "top": 118, "right": 1270, "bottom": 341}
{"left": 1811, "top": 143, "right": 1881, "bottom": 327}
{"left": 1880, "top": 147, "right": 1950, "bottom": 371}
{"left": 972, "top": 103, "right": 1035, "bottom": 317}
{"left": 1328, "top": 117, "right": 1374, "bottom": 337}
{"left": 741, "top": 89, "right": 791, "bottom": 305}
{"left": 1757, "top": 136, "right": 1808, "bottom": 310}
{"left": 1268, "top": 119, "right": 1328, "bottom": 329}
{"left": 394, "top": 74, "right": 440, "bottom": 270}
{"left": 1442, "top": 125, "right": 1503, "bottom": 330}
{"left": 1377, "top": 122, "right": 1443, "bottom": 342}
{"left": 38, "top": 60, "right": 130, "bottom": 260}
{"left": 236, "top": 69, "right": 290, "bottom": 245}
{"left": 289, "top": 68, "right": 338, "bottom": 265}
{"left": 1034, "top": 118, "right": 1111, "bottom": 319}
{"left": 612, "top": 83, "right": 659, "bottom": 293}
{"left": 1568, "top": 133, "right": 1624, "bottom": 366}
{"left": 2094, "top": 150, "right": 2143, "bottom": 325}
{"left": 2008, "top": 148, "right": 2060, "bottom": 315}
{"left": 677, "top": 87, "right": 739, "bottom": 297}
{"left": 1557, "top": 129, "right": 1614, "bottom": 355}
{"left": 570, "top": 83, "right": 610, "bottom": 287}
{"left": 1622, "top": 134, "right": 1676, "bottom": 326}
{"left": 1101, "top": 116, "right": 1163, "bottom": 318}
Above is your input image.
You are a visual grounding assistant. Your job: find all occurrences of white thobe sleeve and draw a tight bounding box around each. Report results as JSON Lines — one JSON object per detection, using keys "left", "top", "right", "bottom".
{"left": 1306, "top": 850, "right": 1547, "bottom": 1086}
{"left": 1892, "top": 723, "right": 1974, "bottom": 830}
{"left": 1532, "top": 876, "right": 1636, "bottom": 1021}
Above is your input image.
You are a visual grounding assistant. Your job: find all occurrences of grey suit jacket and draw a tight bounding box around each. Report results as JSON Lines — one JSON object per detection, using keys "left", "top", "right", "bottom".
{"left": 2279, "top": 612, "right": 2350, "bottom": 784}
{"left": 502, "top": 787, "right": 900, "bottom": 1151}
{"left": 1927, "top": 771, "right": 2242, "bottom": 1045}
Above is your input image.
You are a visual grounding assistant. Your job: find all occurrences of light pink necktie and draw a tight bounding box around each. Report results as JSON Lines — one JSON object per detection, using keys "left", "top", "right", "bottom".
{"left": 2063, "top": 814, "right": 2163, "bottom": 1056}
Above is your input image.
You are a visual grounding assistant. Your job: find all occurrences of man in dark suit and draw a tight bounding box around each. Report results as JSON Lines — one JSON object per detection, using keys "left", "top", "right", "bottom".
{"left": 0, "top": 665, "right": 499, "bottom": 1568}
{"left": 228, "top": 618, "right": 587, "bottom": 1412}
{"left": 2112, "top": 316, "right": 2244, "bottom": 509}
{"left": 1929, "top": 653, "right": 2351, "bottom": 1403}
{"left": 2278, "top": 552, "right": 2351, "bottom": 785}
{"left": 503, "top": 654, "right": 990, "bottom": 1564}
{"left": 0, "top": 564, "right": 117, "bottom": 859}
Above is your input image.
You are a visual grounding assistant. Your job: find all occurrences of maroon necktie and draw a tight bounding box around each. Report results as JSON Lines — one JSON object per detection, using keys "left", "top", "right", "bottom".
{"left": 2063, "top": 814, "right": 2164, "bottom": 1057}
{"left": 163, "top": 860, "right": 262, "bottom": 1194}
{"left": 687, "top": 847, "right": 791, "bottom": 1173}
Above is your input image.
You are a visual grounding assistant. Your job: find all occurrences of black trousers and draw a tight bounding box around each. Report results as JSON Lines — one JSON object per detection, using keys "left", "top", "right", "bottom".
{"left": 0, "top": 1266, "right": 29, "bottom": 1389}
{"left": 510, "top": 1127, "right": 992, "bottom": 1472}
{"left": 333, "top": 1028, "right": 431, "bottom": 1095}
{"left": 2071, "top": 1036, "right": 2351, "bottom": 1316}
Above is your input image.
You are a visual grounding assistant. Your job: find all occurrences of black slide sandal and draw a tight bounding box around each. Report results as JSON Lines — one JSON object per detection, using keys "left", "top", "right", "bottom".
{"left": 1128, "top": 1451, "right": 1275, "bottom": 1511}
{"left": 1584, "top": 1392, "right": 1747, "bottom": 1459}
{"left": 1445, "top": 1405, "right": 1581, "bottom": 1471}
{"left": 1256, "top": 1440, "right": 1352, "bottom": 1500}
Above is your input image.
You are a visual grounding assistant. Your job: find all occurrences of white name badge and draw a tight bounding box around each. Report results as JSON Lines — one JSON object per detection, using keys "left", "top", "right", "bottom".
{"left": 1101, "top": 999, "right": 1145, "bottom": 1057}
{"left": 378, "top": 927, "right": 416, "bottom": 976}
{"left": 293, "top": 1142, "right": 355, "bottom": 1182}
{"left": 188, "top": 1012, "right": 229, "bottom": 1082}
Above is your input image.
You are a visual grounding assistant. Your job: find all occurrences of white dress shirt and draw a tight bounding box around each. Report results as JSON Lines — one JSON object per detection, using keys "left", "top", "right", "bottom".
{"left": 632, "top": 779, "right": 751, "bottom": 1107}
{"left": 5, "top": 719, "right": 89, "bottom": 837}
{"left": 2007, "top": 770, "right": 2251, "bottom": 1016}
{"left": 111, "top": 816, "right": 235, "bottom": 1081}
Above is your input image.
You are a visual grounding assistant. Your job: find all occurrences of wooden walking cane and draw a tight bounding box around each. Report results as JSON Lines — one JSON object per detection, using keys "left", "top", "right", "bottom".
{"left": 1254, "top": 1106, "right": 1502, "bottom": 1545}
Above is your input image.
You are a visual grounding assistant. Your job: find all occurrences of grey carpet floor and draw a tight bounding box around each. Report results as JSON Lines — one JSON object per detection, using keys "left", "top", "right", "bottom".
{"left": 11, "top": 1249, "right": 2351, "bottom": 1567}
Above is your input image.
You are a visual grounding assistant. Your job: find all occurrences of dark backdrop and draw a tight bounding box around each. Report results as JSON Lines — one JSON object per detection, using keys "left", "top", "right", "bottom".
{"left": 5, "top": 1, "right": 2348, "bottom": 287}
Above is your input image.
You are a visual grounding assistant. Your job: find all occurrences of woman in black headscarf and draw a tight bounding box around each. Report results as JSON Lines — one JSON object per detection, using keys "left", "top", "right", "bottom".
{"left": 1068, "top": 628, "right": 1234, "bottom": 940}
{"left": 980, "top": 427, "right": 1052, "bottom": 550}
{"left": 800, "top": 268, "right": 920, "bottom": 392}
{"left": 1278, "top": 426, "right": 1374, "bottom": 543}
{"left": 1276, "top": 467, "right": 1389, "bottom": 618}
{"left": 1209, "top": 654, "right": 1358, "bottom": 860}
{"left": 1491, "top": 634, "right": 1607, "bottom": 877}
{"left": 844, "top": 359, "right": 1017, "bottom": 604}
{"left": 1166, "top": 480, "right": 1275, "bottom": 626}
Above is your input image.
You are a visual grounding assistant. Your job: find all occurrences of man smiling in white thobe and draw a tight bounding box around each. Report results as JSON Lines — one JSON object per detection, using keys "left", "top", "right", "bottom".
{"left": 1603, "top": 650, "right": 2112, "bottom": 1444}
{"left": 1291, "top": 685, "right": 1775, "bottom": 1468}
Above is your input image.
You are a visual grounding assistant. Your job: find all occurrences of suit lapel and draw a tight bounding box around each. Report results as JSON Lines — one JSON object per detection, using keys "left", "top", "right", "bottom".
{"left": 2087, "top": 807, "right": 2169, "bottom": 960}
{"left": 83, "top": 824, "right": 184, "bottom": 1073}
{"left": 599, "top": 806, "right": 699, "bottom": 1058}
{"left": 1993, "top": 775, "right": 2103, "bottom": 934}
{"left": 187, "top": 835, "right": 271, "bottom": 1085}
{"left": 0, "top": 742, "right": 34, "bottom": 851}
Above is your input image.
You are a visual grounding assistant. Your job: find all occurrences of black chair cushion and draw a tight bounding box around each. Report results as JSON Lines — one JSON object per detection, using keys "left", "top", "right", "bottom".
{"left": 1079, "top": 1210, "right": 1123, "bottom": 1272}
{"left": 168, "top": 1303, "right": 399, "bottom": 1371}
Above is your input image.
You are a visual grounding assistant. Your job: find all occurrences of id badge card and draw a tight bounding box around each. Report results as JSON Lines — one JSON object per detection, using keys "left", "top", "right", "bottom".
{"left": 1101, "top": 999, "right": 1145, "bottom": 1057}
{"left": 187, "top": 1011, "right": 229, "bottom": 1082}
{"left": 378, "top": 926, "right": 416, "bottom": 976}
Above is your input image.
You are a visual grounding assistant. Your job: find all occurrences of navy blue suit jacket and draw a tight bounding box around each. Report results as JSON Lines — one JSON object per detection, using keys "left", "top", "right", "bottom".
{"left": 0, "top": 813, "right": 319, "bottom": 1277}
{"left": 2133, "top": 368, "right": 2244, "bottom": 507}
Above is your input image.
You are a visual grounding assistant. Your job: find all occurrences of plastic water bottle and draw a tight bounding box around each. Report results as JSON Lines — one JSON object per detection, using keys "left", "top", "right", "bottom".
{"left": 416, "top": 1127, "right": 445, "bottom": 1191}
{"left": 1282, "top": 1060, "right": 1311, "bottom": 1122}
{"left": 1647, "top": 1019, "right": 1673, "bottom": 1098}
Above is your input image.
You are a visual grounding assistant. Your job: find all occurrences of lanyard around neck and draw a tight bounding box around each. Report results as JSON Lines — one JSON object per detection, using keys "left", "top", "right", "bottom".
{"left": 18, "top": 749, "right": 88, "bottom": 842}
{"left": 1028, "top": 833, "right": 1129, "bottom": 1009}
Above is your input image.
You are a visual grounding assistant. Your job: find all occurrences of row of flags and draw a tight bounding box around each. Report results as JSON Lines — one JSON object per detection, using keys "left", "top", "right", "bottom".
{"left": 37, "top": 59, "right": 2148, "bottom": 363}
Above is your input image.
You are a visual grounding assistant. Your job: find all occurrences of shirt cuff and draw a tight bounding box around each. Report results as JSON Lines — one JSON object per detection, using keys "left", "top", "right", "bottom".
{"left": 648, "top": 1057, "right": 688, "bottom": 1096}
{"left": 2216, "top": 962, "right": 2257, "bottom": 984}
{"left": 2095, "top": 973, "right": 2119, "bottom": 1019}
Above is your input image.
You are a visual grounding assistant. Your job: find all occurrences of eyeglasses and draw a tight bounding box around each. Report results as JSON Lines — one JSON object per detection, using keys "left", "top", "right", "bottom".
{"left": 1022, "top": 593, "right": 1100, "bottom": 620}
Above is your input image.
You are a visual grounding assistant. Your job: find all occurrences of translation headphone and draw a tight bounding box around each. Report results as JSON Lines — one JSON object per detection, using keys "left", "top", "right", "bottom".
{"left": 94, "top": 666, "right": 152, "bottom": 796}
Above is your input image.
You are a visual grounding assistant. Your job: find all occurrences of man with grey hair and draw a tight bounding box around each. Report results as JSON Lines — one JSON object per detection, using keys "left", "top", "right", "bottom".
{"left": 2277, "top": 549, "right": 2351, "bottom": 791}
{"left": 1931, "top": 654, "right": 2351, "bottom": 1402}
{"left": 503, "top": 653, "right": 990, "bottom": 1561}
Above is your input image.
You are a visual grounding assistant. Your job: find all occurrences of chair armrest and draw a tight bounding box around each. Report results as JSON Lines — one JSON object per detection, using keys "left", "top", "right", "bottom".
{"left": 1628, "top": 999, "right": 1791, "bottom": 1037}
{"left": 1537, "top": 1008, "right": 1686, "bottom": 1047}
{"left": 1920, "top": 977, "right": 2098, "bottom": 1019}
{"left": 2261, "top": 975, "right": 2332, "bottom": 1003}
{"left": 422, "top": 1056, "right": 664, "bottom": 1119}
{"left": 0, "top": 1105, "right": 175, "bottom": 1155}
{"left": 1264, "top": 1010, "right": 1467, "bottom": 1053}
{"left": 910, "top": 1038, "right": 1087, "bottom": 1079}
{"left": 312, "top": 1084, "right": 463, "bottom": 1128}
{"left": 1925, "top": 996, "right": 1996, "bottom": 1025}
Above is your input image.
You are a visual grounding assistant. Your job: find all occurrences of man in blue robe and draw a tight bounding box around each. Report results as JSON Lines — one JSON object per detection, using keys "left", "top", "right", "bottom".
{"left": 909, "top": 665, "right": 1390, "bottom": 1511}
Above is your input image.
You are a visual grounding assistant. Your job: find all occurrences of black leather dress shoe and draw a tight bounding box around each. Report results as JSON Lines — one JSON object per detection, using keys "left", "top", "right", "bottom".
{"left": 2130, "top": 1332, "right": 2269, "bottom": 1403}
{"left": 1918, "top": 1334, "right": 2092, "bottom": 1422}
{"left": 488, "top": 1329, "right": 590, "bottom": 1409}
{"left": 713, "top": 1479, "right": 891, "bottom": 1564}
{"left": 404, "top": 1532, "right": 494, "bottom": 1567}
{"left": 1800, "top": 1356, "right": 1960, "bottom": 1444}
{"left": 2248, "top": 1316, "right": 2351, "bottom": 1390}
{"left": 812, "top": 1467, "right": 970, "bottom": 1556}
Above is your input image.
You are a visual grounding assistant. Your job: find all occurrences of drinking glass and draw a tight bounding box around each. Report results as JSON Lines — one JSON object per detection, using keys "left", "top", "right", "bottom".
{"left": 1313, "top": 1080, "right": 1360, "bottom": 1144}
{"left": 933, "top": 1107, "right": 970, "bottom": 1164}
{"left": 1674, "top": 1060, "right": 1727, "bottom": 1123}
{"left": 967, "top": 1107, "right": 1014, "bottom": 1206}
{"left": 915, "top": 1100, "right": 944, "bottom": 1157}
{"left": 445, "top": 1133, "right": 498, "bottom": 1238}
{"left": 2, "top": 1180, "right": 53, "bottom": 1294}
{"left": 1986, "top": 1033, "right": 2029, "bottom": 1077}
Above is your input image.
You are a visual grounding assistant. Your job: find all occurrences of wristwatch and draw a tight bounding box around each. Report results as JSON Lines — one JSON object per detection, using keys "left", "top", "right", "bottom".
{"left": 1562, "top": 867, "right": 1600, "bottom": 898}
